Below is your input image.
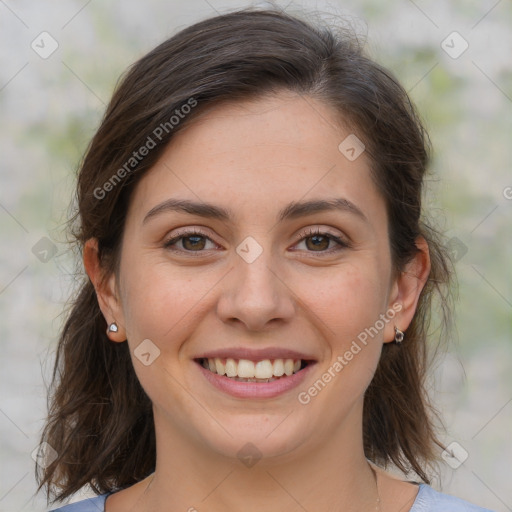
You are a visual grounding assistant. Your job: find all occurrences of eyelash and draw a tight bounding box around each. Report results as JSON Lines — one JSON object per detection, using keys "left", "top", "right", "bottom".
{"left": 163, "top": 227, "right": 349, "bottom": 256}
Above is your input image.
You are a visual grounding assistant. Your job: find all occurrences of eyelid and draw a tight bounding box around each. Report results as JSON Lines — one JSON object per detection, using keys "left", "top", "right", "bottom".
{"left": 163, "top": 225, "right": 350, "bottom": 254}
{"left": 163, "top": 227, "right": 219, "bottom": 250}
{"left": 165, "top": 226, "right": 213, "bottom": 240}
{"left": 292, "top": 227, "right": 350, "bottom": 251}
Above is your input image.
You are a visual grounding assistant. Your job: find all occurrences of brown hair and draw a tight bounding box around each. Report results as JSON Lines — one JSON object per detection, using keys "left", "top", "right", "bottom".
{"left": 37, "top": 7, "right": 452, "bottom": 504}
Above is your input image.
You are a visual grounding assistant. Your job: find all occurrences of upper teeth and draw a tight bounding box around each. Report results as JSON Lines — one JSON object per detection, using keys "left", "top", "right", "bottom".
{"left": 204, "top": 358, "right": 301, "bottom": 378}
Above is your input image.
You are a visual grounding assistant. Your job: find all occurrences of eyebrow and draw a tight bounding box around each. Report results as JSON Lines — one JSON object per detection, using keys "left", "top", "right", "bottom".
{"left": 142, "top": 197, "right": 367, "bottom": 225}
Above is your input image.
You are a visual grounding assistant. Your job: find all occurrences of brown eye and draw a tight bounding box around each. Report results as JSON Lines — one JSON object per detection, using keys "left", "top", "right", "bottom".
{"left": 164, "top": 230, "right": 217, "bottom": 253}
{"left": 305, "top": 234, "right": 330, "bottom": 251}
{"left": 293, "top": 228, "right": 348, "bottom": 254}
{"left": 182, "top": 235, "right": 207, "bottom": 251}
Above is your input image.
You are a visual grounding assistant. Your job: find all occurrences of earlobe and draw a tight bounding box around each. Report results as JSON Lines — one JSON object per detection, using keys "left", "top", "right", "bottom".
{"left": 106, "top": 321, "right": 126, "bottom": 342}
{"left": 384, "top": 237, "right": 431, "bottom": 343}
{"left": 83, "top": 238, "right": 127, "bottom": 343}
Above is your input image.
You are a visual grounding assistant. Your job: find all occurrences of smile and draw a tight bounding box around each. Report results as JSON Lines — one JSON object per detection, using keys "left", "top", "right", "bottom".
{"left": 195, "top": 356, "right": 315, "bottom": 399}
{"left": 198, "top": 357, "right": 307, "bottom": 382}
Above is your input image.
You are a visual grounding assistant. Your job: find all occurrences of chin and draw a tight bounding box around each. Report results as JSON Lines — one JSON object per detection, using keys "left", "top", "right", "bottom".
{"left": 194, "top": 412, "right": 311, "bottom": 463}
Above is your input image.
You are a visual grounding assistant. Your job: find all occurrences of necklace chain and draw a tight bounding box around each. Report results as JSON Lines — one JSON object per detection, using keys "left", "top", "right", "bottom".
{"left": 370, "top": 464, "right": 382, "bottom": 512}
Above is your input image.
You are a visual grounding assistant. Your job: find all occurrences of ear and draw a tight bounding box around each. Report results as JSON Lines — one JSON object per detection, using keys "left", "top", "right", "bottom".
{"left": 383, "top": 236, "right": 431, "bottom": 343}
{"left": 83, "top": 238, "right": 127, "bottom": 343}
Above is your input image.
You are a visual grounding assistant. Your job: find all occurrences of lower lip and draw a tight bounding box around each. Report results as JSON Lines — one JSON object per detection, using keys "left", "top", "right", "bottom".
{"left": 196, "top": 361, "right": 315, "bottom": 399}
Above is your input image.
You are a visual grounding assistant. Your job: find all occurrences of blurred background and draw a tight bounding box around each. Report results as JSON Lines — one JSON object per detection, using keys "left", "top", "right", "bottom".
{"left": 0, "top": 1, "right": 510, "bottom": 511}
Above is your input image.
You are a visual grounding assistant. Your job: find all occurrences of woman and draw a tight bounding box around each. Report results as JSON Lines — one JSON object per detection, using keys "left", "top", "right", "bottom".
{"left": 37, "top": 8, "right": 494, "bottom": 512}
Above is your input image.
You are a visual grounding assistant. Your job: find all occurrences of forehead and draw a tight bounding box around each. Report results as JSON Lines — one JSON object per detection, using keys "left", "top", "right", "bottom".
{"left": 127, "top": 92, "right": 384, "bottom": 226}
{"left": 170, "top": 92, "right": 351, "bottom": 166}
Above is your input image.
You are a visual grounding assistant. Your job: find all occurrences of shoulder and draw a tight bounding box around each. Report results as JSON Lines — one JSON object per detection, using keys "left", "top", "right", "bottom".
{"left": 49, "top": 493, "right": 110, "bottom": 512}
{"left": 411, "top": 484, "right": 495, "bottom": 512}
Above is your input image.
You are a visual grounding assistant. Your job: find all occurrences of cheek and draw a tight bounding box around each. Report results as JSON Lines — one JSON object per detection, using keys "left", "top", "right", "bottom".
{"left": 298, "top": 261, "right": 388, "bottom": 399}
{"left": 119, "top": 255, "right": 220, "bottom": 350}
{"left": 295, "top": 267, "right": 387, "bottom": 414}
{"left": 117, "top": 257, "right": 217, "bottom": 404}
{"left": 293, "top": 260, "right": 388, "bottom": 348}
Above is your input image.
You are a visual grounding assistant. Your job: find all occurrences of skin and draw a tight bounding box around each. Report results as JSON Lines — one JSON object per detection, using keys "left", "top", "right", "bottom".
{"left": 84, "top": 91, "right": 430, "bottom": 512}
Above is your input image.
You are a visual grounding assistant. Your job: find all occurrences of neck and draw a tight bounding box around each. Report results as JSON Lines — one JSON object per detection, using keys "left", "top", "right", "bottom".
{"left": 137, "top": 404, "right": 380, "bottom": 512}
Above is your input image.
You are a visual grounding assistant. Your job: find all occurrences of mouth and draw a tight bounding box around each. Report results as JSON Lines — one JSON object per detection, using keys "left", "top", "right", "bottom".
{"left": 196, "top": 357, "right": 311, "bottom": 382}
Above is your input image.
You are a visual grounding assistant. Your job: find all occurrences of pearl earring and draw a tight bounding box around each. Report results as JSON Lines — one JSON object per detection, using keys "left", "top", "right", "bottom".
{"left": 107, "top": 322, "right": 119, "bottom": 334}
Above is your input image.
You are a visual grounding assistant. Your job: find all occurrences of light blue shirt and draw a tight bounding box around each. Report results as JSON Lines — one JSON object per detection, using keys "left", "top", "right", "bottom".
{"left": 49, "top": 484, "right": 495, "bottom": 511}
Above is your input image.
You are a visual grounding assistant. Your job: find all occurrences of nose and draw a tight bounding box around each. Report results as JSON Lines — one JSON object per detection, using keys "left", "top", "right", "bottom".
{"left": 216, "top": 248, "right": 296, "bottom": 332}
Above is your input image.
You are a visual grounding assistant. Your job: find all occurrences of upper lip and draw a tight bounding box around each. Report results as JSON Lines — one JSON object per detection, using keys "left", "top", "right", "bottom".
{"left": 195, "top": 347, "right": 317, "bottom": 362}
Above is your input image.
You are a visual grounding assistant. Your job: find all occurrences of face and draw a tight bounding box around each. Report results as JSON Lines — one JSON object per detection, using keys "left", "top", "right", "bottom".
{"left": 99, "top": 92, "right": 407, "bottom": 461}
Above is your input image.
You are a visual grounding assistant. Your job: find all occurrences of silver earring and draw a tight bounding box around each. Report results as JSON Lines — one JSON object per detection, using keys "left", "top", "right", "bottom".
{"left": 107, "top": 322, "right": 119, "bottom": 334}
{"left": 394, "top": 326, "right": 404, "bottom": 344}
